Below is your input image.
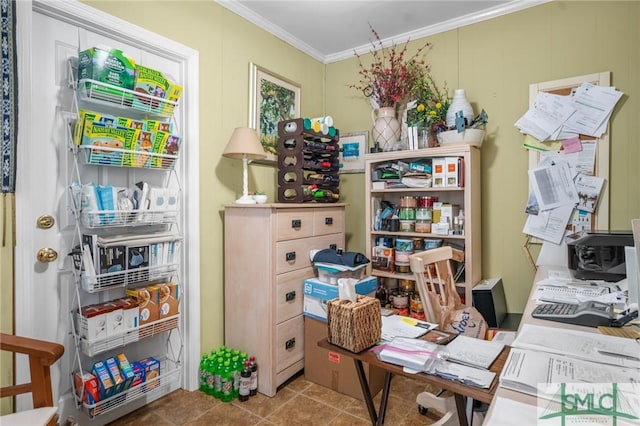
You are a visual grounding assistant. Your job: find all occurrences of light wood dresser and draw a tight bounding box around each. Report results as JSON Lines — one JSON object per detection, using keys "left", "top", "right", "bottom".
{"left": 224, "top": 203, "right": 346, "bottom": 396}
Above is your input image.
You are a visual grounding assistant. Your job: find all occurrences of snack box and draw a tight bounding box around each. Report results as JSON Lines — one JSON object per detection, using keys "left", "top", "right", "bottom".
{"left": 91, "top": 360, "right": 114, "bottom": 400}
{"left": 125, "top": 286, "right": 159, "bottom": 325}
{"left": 138, "top": 356, "right": 160, "bottom": 391}
{"left": 103, "top": 301, "right": 124, "bottom": 337}
{"left": 74, "top": 110, "right": 118, "bottom": 145}
{"left": 74, "top": 371, "right": 100, "bottom": 405}
{"left": 78, "top": 46, "right": 136, "bottom": 91}
{"left": 156, "top": 282, "right": 180, "bottom": 319}
{"left": 117, "top": 297, "right": 140, "bottom": 332}
{"left": 81, "top": 123, "right": 138, "bottom": 166}
{"left": 105, "top": 356, "right": 125, "bottom": 393}
{"left": 130, "top": 361, "right": 145, "bottom": 389}
{"left": 116, "top": 353, "right": 135, "bottom": 391}
{"left": 132, "top": 64, "right": 169, "bottom": 112}
{"left": 77, "top": 304, "right": 109, "bottom": 341}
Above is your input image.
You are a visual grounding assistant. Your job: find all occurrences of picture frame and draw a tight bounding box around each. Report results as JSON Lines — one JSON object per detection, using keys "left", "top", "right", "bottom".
{"left": 339, "top": 131, "right": 368, "bottom": 173}
{"left": 248, "top": 62, "right": 301, "bottom": 163}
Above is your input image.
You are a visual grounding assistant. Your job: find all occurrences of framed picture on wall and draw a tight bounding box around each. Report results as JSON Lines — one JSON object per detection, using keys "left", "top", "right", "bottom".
{"left": 339, "top": 131, "right": 368, "bottom": 173}
{"left": 248, "top": 63, "right": 301, "bottom": 163}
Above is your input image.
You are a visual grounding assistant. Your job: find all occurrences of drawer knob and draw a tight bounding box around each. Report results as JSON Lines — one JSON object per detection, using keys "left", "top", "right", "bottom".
{"left": 285, "top": 338, "right": 296, "bottom": 350}
{"left": 291, "top": 219, "right": 301, "bottom": 229}
{"left": 329, "top": 244, "right": 337, "bottom": 250}
{"left": 285, "top": 291, "right": 296, "bottom": 301}
{"left": 286, "top": 252, "right": 296, "bottom": 261}
{"left": 325, "top": 217, "right": 333, "bottom": 225}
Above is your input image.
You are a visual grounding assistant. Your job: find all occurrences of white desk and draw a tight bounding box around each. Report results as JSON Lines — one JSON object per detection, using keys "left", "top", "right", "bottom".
{"left": 483, "top": 266, "right": 635, "bottom": 425}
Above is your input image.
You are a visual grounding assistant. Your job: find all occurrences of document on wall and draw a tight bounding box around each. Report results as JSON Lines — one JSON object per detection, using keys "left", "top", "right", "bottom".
{"left": 574, "top": 173, "right": 605, "bottom": 213}
{"left": 499, "top": 347, "right": 640, "bottom": 397}
{"left": 562, "top": 83, "right": 624, "bottom": 138}
{"left": 515, "top": 92, "right": 576, "bottom": 142}
{"left": 512, "top": 324, "right": 640, "bottom": 368}
{"left": 528, "top": 160, "right": 579, "bottom": 211}
{"left": 523, "top": 204, "right": 574, "bottom": 245}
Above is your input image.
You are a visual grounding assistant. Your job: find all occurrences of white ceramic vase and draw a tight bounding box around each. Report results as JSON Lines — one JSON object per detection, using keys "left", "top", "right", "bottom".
{"left": 372, "top": 107, "right": 401, "bottom": 149}
{"left": 445, "top": 89, "right": 474, "bottom": 128}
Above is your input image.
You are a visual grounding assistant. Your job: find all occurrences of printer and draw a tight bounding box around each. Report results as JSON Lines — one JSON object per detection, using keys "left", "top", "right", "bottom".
{"left": 566, "top": 230, "right": 634, "bottom": 281}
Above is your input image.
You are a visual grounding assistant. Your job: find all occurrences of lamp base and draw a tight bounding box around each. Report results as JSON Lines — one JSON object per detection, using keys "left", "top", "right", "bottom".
{"left": 235, "top": 195, "right": 257, "bottom": 205}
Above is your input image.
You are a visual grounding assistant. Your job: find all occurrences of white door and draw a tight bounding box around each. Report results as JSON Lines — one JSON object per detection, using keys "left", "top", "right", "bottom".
{"left": 15, "top": 2, "right": 200, "bottom": 424}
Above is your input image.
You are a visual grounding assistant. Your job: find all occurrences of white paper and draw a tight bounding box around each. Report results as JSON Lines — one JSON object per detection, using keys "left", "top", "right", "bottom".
{"left": 515, "top": 92, "right": 576, "bottom": 142}
{"left": 380, "top": 315, "right": 435, "bottom": 342}
{"left": 523, "top": 204, "right": 574, "bottom": 244}
{"left": 485, "top": 397, "right": 539, "bottom": 426}
{"left": 562, "top": 83, "right": 624, "bottom": 138}
{"left": 500, "top": 347, "right": 640, "bottom": 397}
{"left": 445, "top": 335, "right": 504, "bottom": 369}
{"left": 512, "top": 324, "right": 640, "bottom": 368}
{"left": 574, "top": 173, "right": 605, "bottom": 213}
{"left": 528, "top": 160, "right": 579, "bottom": 211}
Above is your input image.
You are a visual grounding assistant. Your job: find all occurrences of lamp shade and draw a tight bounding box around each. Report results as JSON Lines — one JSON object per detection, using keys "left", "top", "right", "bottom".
{"left": 222, "top": 127, "right": 267, "bottom": 160}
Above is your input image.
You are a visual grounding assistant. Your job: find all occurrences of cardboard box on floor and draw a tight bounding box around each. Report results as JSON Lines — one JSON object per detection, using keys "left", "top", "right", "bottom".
{"left": 304, "top": 316, "right": 385, "bottom": 401}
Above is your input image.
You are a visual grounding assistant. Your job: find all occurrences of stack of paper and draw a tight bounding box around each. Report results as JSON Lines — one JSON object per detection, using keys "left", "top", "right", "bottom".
{"left": 445, "top": 335, "right": 504, "bottom": 369}
{"left": 380, "top": 315, "right": 436, "bottom": 342}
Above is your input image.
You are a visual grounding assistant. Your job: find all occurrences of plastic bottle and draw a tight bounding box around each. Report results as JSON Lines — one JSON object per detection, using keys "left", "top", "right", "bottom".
{"left": 199, "top": 353, "right": 208, "bottom": 393}
{"left": 213, "top": 356, "right": 224, "bottom": 398}
{"left": 239, "top": 361, "right": 252, "bottom": 402}
{"left": 231, "top": 355, "right": 240, "bottom": 399}
{"left": 248, "top": 356, "right": 258, "bottom": 396}
{"left": 220, "top": 360, "right": 234, "bottom": 402}
{"left": 206, "top": 356, "right": 216, "bottom": 396}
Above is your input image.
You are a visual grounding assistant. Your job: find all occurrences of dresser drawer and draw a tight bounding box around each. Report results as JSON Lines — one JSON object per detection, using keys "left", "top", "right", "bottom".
{"left": 276, "top": 209, "right": 314, "bottom": 241}
{"left": 275, "top": 315, "right": 304, "bottom": 373}
{"left": 276, "top": 234, "right": 344, "bottom": 274}
{"left": 313, "top": 207, "right": 345, "bottom": 236}
{"left": 276, "top": 267, "right": 314, "bottom": 324}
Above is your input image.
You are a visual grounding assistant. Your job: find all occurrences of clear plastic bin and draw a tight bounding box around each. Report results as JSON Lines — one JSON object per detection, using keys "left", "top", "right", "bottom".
{"left": 314, "top": 263, "right": 367, "bottom": 285}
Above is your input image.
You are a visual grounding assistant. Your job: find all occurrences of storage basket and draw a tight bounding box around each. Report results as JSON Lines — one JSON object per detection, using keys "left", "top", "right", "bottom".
{"left": 327, "top": 295, "right": 381, "bottom": 352}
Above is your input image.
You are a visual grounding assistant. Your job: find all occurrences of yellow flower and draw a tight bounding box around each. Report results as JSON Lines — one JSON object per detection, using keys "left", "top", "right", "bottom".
{"left": 435, "top": 102, "right": 442, "bottom": 109}
{"left": 417, "top": 104, "right": 425, "bottom": 112}
{"left": 429, "top": 110, "right": 437, "bottom": 116}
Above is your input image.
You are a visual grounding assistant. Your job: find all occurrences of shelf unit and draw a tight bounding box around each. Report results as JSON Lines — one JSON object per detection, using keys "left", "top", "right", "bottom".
{"left": 66, "top": 64, "right": 184, "bottom": 421}
{"left": 364, "top": 145, "right": 481, "bottom": 306}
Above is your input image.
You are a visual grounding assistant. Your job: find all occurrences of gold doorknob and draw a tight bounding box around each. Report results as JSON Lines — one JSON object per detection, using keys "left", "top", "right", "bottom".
{"left": 37, "top": 248, "right": 58, "bottom": 263}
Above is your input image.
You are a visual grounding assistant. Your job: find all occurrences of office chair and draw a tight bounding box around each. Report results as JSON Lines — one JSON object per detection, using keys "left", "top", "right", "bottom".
{"left": 409, "top": 247, "right": 484, "bottom": 425}
{"left": 0, "top": 332, "right": 64, "bottom": 426}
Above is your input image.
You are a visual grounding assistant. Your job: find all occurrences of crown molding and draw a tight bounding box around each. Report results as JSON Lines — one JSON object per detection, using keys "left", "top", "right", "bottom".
{"left": 218, "top": 0, "right": 551, "bottom": 64}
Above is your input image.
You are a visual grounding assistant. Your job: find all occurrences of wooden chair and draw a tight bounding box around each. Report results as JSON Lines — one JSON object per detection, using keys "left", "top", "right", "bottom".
{"left": 409, "top": 246, "right": 464, "bottom": 325}
{"left": 409, "top": 247, "right": 483, "bottom": 425}
{"left": 0, "top": 332, "right": 64, "bottom": 426}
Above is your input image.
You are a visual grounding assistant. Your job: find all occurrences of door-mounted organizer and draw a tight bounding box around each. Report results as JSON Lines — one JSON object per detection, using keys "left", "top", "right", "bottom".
{"left": 65, "top": 59, "right": 184, "bottom": 420}
{"left": 277, "top": 118, "right": 341, "bottom": 203}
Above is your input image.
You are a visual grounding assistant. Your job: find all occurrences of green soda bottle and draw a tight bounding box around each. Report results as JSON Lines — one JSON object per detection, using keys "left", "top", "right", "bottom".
{"left": 220, "top": 360, "right": 234, "bottom": 402}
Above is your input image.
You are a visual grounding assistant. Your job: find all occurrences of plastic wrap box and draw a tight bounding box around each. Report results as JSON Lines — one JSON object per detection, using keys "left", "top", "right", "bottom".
{"left": 303, "top": 276, "right": 377, "bottom": 322}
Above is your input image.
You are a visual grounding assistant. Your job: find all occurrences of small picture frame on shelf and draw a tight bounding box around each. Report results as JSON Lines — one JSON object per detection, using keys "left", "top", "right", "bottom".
{"left": 339, "top": 131, "right": 368, "bottom": 173}
{"left": 248, "top": 63, "right": 301, "bottom": 164}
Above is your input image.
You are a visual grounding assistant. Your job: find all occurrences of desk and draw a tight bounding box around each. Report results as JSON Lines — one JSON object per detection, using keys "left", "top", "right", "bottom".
{"left": 318, "top": 338, "right": 510, "bottom": 426}
{"left": 483, "top": 266, "right": 637, "bottom": 425}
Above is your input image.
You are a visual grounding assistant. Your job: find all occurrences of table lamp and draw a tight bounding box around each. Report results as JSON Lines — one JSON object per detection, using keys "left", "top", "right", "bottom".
{"left": 223, "top": 127, "right": 267, "bottom": 204}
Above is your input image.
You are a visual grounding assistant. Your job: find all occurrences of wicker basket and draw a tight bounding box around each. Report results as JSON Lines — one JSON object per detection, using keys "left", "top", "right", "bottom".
{"left": 327, "top": 296, "right": 381, "bottom": 353}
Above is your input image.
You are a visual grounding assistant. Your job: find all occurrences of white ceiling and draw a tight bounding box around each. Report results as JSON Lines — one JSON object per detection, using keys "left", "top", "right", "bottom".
{"left": 217, "top": 0, "right": 548, "bottom": 63}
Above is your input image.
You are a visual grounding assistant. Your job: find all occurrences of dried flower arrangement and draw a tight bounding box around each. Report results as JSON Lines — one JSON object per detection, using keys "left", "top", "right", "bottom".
{"left": 350, "top": 24, "right": 431, "bottom": 109}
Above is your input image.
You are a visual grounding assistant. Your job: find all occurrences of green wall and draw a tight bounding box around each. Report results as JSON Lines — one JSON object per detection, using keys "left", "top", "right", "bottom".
{"left": 7, "top": 0, "right": 634, "bottom": 354}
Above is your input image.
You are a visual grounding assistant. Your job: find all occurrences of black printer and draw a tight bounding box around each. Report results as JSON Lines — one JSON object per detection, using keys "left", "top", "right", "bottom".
{"left": 566, "top": 230, "right": 634, "bottom": 281}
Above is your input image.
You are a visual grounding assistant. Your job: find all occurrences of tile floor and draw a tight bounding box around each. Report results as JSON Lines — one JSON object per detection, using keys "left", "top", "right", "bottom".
{"left": 106, "top": 372, "right": 447, "bottom": 425}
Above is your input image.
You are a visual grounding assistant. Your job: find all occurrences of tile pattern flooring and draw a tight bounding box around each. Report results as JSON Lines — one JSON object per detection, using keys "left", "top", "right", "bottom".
{"left": 107, "top": 372, "right": 446, "bottom": 425}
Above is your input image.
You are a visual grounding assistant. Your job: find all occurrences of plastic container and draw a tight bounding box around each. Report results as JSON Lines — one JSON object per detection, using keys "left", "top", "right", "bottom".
{"left": 314, "top": 263, "right": 367, "bottom": 285}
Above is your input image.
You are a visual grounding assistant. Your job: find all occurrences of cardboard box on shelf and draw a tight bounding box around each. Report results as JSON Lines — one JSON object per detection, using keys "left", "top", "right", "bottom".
{"left": 304, "top": 316, "right": 385, "bottom": 401}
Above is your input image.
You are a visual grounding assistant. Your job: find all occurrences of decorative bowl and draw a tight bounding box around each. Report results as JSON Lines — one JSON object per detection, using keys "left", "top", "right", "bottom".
{"left": 253, "top": 194, "right": 268, "bottom": 204}
{"left": 438, "top": 129, "right": 485, "bottom": 147}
